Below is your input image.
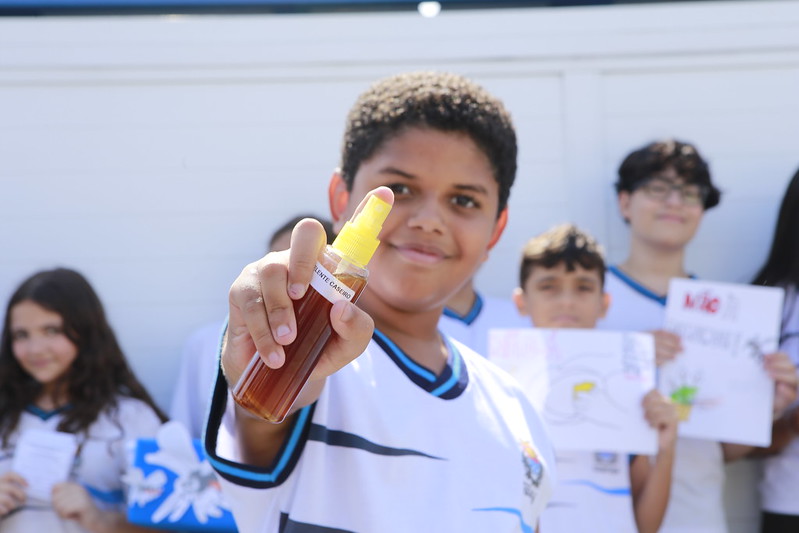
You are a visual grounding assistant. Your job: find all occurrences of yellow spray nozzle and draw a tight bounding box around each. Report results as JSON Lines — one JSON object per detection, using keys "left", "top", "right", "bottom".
{"left": 332, "top": 195, "right": 392, "bottom": 268}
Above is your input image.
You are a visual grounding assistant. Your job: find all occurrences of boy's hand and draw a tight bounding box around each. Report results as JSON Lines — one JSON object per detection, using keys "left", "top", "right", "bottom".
{"left": 650, "top": 330, "right": 682, "bottom": 366}
{"left": 221, "top": 187, "right": 393, "bottom": 391}
{"left": 642, "top": 389, "right": 679, "bottom": 451}
{"left": 763, "top": 351, "right": 799, "bottom": 419}
{"left": 0, "top": 472, "right": 27, "bottom": 517}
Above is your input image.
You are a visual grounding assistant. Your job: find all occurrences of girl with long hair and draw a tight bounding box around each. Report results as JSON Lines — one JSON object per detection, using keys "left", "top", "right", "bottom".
{"left": 0, "top": 267, "right": 166, "bottom": 532}
{"left": 754, "top": 167, "right": 799, "bottom": 533}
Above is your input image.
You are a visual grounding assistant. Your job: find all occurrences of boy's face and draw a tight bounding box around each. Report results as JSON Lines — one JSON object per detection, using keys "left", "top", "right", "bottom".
{"left": 329, "top": 126, "right": 506, "bottom": 314}
{"left": 618, "top": 166, "right": 704, "bottom": 251}
{"left": 513, "top": 263, "right": 609, "bottom": 329}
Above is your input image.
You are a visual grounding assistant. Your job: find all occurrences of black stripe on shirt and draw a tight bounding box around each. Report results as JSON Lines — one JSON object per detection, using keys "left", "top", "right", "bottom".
{"left": 279, "top": 513, "right": 354, "bottom": 533}
{"left": 308, "top": 423, "right": 444, "bottom": 460}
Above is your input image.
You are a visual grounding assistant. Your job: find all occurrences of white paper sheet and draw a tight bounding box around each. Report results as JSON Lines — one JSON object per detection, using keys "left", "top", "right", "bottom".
{"left": 662, "top": 278, "right": 784, "bottom": 446}
{"left": 489, "top": 328, "right": 657, "bottom": 454}
{"left": 11, "top": 428, "right": 78, "bottom": 501}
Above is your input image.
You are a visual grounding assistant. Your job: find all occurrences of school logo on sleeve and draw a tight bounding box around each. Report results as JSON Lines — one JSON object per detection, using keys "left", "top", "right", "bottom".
{"left": 472, "top": 439, "right": 551, "bottom": 532}
{"left": 521, "top": 440, "right": 544, "bottom": 493}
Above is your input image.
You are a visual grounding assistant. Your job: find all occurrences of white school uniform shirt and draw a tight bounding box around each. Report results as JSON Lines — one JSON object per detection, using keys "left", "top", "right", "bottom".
{"left": 760, "top": 284, "right": 799, "bottom": 515}
{"left": 438, "top": 292, "right": 529, "bottom": 358}
{"left": 205, "top": 330, "right": 556, "bottom": 533}
{"left": 169, "top": 320, "right": 226, "bottom": 439}
{"left": 598, "top": 265, "right": 727, "bottom": 533}
{"left": 0, "top": 397, "right": 162, "bottom": 533}
{"left": 541, "top": 450, "right": 636, "bottom": 533}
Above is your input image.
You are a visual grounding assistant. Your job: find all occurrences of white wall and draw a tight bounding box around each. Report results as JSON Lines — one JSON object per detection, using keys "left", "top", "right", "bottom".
{"left": 1, "top": 0, "right": 798, "bottom": 415}
{"left": 3, "top": 2, "right": 798, "bottom": 530}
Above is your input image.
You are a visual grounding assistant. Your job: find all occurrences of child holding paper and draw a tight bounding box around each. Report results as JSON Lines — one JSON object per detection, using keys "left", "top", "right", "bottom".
{"left": 598, "top": 139, "right": 797, "bottom": 533}
{"left": 753, "top": 165, "right": 799, "bottom": 532}
{"left": 512, "top": 223, "right": 678, "bottom": 533}
{"left": 0, "top": 268, "right": 166, "bottom": 532}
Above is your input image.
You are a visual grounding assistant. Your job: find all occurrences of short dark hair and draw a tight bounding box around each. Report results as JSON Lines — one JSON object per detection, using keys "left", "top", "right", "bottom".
{"left": 268, "top": 214, "right": 335, "bottom": 252}
{"left": 615, "top": 139, "right": 721, "bottom": 210}
{"left": 519, "top": 224, "right": 606, "bottom": 289}
{"left": 340, "top": 71, "right": 517, "bottom": 214}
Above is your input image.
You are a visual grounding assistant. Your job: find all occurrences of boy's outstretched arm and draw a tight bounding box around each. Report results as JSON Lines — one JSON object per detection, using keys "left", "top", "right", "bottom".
{"left": 630, "top": 389, "right": 678, "bottom": 533}
{"left": 220, "top": 188, "right": 393, "bottom": 467}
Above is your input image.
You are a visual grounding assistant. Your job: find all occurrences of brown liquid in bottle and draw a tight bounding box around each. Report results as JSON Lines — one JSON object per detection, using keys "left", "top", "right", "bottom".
{"left": 233, "top": 272, "right": 367, "bottom": 423}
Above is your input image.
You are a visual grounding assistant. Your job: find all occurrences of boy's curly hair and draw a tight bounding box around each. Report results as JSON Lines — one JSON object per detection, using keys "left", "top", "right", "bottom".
{"left": 340, "top": 71, "right": 517, "bottom": 214}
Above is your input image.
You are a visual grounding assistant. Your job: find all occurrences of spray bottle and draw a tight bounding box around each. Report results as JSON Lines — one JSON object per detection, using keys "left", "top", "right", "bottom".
{"left": 232, "top": 195, "right": 392, "bottom": 423}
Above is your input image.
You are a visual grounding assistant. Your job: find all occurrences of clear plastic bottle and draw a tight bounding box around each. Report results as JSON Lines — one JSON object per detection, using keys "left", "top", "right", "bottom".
{"left": 232, "top": 195, "right": 392, "bottom": 422}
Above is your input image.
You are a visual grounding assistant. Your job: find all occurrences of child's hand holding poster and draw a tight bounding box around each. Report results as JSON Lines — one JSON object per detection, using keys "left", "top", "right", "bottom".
{"left": 662, "top": 278, "right": 784, "bottom": 446}
{"left": 489, "top": 328, "right": 657, "bottom": 454}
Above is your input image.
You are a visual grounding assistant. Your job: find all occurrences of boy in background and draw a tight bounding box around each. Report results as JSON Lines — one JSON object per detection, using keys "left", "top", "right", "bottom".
{"left": 600, "top": 139, "right": 797, "bottom": 533}
{"left": 512, "top": 223, "right": 678, "bottom": 533}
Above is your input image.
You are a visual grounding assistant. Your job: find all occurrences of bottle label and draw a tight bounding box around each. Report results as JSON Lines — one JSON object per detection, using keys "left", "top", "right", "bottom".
{"left": 310, "top": 262, "right": 356, "bottom": 303}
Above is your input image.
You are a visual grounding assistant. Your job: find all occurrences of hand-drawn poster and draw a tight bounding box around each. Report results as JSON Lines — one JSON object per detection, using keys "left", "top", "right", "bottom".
{"left": 489, "top": 328, "right": 657, "bottom": 454}
{"left": 662, "top": 278, "right": 784, "bottom": 446}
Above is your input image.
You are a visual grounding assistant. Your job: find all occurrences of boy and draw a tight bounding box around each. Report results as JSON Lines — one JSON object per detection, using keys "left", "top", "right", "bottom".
{"left": 598, "top": 139, "right": 797, "bottom": 533}
{"left": 512, "top": 223, "right": 678, "bottom": 533}
{"left": 203, "top": 72, "right": 555, "bottom": 532}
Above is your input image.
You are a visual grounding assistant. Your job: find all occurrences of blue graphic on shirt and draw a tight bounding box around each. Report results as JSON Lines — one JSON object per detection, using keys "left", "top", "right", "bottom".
{"left": 473, "top": 507, "right": 534, "bottom": 533}
{"left": 562, "top": 479, "right": 631, "bottom": 495}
